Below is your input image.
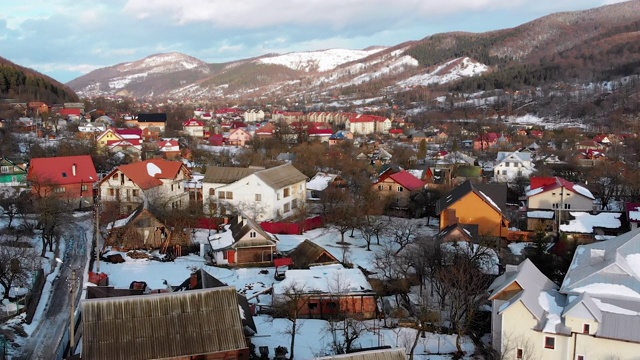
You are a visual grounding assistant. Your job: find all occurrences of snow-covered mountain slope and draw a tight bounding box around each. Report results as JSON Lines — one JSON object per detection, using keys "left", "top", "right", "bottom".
{"left": 257, "top": 48, "right": 386, "bottom": 72}
{"left": 395, "top": 57, "right": 489, "bottom": 89}
{"left": 68, "top": 52, "right": 211, "bottom": 97}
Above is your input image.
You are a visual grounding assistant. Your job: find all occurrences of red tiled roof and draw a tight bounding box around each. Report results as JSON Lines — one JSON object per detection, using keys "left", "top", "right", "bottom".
{"left": 348, "top": 114, "right": 388, "bottom": 123}
{"left": 529, "top": 176, "right": 594, "bottom": 199}
{"left": 116, "top": 159, "right": 185, "bottom": 190}
{"left": 59, "top": 108, "right": 81, "bottom": 116}
{"left": 115, "top": 128, "right": 143, "bottom": 136}
{"left": 28, "top": 155, "right": 98, "bottom": 185}
{"left": 388, "top": 170, "right": 426, "bottom": 191}
{"left": 183, "top": 118, "right": 205, "bottom": 126}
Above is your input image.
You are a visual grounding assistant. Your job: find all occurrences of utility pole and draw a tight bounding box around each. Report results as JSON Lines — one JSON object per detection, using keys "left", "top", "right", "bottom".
{"left": 95, "top": 199, "right": 100, "bottom": 273}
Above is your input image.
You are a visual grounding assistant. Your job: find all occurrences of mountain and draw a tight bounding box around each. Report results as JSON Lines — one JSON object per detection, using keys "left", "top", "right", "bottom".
{"left": 0, "top": 56, "right": 79, "bottom": 104}
{"left": 67, "top": 1, "right": 640, "bottom": 104}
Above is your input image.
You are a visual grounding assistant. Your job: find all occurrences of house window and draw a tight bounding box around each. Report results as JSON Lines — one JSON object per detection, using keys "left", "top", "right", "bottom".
{"left": 308, "top": 303, "right": 318, "bottom": 310}
{"left": 552, "top": 192, "right": 556, "bottom": 196}
{"left": 291, "top": 199, "right": 297, "bottom": 209}
{"left": 62, "top": 172, "right": 67, "bottom": 178}
{"left": 171, "top": 184, "right": 174, "bottom": 191}
{"left": 132, "top": 189, "right": 139, "bottom": 197}
{"left": 255, "top": 194, "right": 262, "bottom": 202}
{"left": 81, "top": 184, "right": 88, "bottom": 191}
{"left": 583, "top": 324, "right": 590, "bottom": 334}
{"left": 502, "top": 170, "right": 507, "bottom": 175}
{"left": 54, "top": 187, "right": 65, "bottom": 193}
{"left": 505, "top": 162, "right": 510, "bottom": 167}
{"left": 398, "top": 186, "right": 403, "bottom": 192}
{"left": 284, "top": 188, "right": 290, "bottom": 197}
{"left": 564, "top": 203, "right": 571, "bottom": 209}
{"left": 114, "top": 173, "right": 119, "bottom": 179}
{"left": 0, "top": 166, "right": 9, "bottom": 173}
{"left": 226, "top": 191, "right": 233, "bottom": 199}
{"left": 109, "top": 189, "right": 115, "bottom": 196}
{"left": 223, "top": 251, "right": 228, "bottom": 260}
{"left": 250, "top": 231, "right": 257, "bottom": 238}
{"left": 544, "top": 336, "right": 555, "bottom": 349}
{"left": 218, "top": 191, "right": 226, "bottom": 199}
{"left": 284, "top": 203, "right": 290, "bottom": 213}
{"left": 378, "top": 185, "right": 383, "bottom": 191}
{"left": 577, "top": 356, "right": 584, "bottom": 360}
{"left": 516, "top": 348, "right": 523, "bottom": 359}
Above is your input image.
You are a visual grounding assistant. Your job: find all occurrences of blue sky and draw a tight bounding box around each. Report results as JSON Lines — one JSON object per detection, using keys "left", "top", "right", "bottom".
{"left": 0, "top": 0, "right": 628, "bottom": 83}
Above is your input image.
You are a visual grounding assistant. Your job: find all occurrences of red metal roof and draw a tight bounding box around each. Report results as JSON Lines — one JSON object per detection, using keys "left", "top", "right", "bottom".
{"left": 388, "top": 170, "right": 426, "bottom": 191}
{"left": 183, "top": 118, "right": 205, "bottom": 126}
{"left": 116, "top": 159, "right": 186, "bottom": 190}
{"left": 28, "top": 155, "right": 98, "bottom": 185}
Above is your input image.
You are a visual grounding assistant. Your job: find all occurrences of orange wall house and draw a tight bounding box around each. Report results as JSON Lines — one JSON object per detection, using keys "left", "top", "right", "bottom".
{"left": 437, "top": 180, "right": 508, "bottom": 238}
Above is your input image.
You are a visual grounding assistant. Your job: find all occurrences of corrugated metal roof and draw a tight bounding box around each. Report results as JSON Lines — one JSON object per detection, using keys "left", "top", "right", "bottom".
{"left": 254, "top": 163, "right": 308, "bottom": 190}
{"left": 202, "top": 166, "right": 262, "bottom": 184}
{"left": 315, "top": 347, "right": 407, "bottom": 360}
{"left": 81, "top": 287, "right": 247, "bottom": 360}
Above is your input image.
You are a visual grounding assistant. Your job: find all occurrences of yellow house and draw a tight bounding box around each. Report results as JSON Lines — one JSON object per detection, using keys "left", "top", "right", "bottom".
{"left": 437, "top": 180, "right": 508, "bottom": 238}
{"left": 96, "top": 128, "right": 122, "bottom": 149}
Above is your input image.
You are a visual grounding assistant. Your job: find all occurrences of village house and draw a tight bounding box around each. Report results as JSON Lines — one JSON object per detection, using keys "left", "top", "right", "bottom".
{"left": 0, "top": 157, "right": 27, "bottom": 186}
{"left": 437, "top": 180, "right": 509, "bottom": 238}
{"left": 493, "top": 150, "right": 535, "bottom": 182}
{"left": 489, "top": 229, "right": 640, "bottom": 360}
{"left": 526, "top": 176, "right": 595, "bottom": 227}
{"left": 227, "top": 127, "right": 252, "bottom": 147}
{"left": 202, "top": 163, "right": 307, "bottom": 222}
{"left": 209, "top": 214, "right": 278, "bottom": 266}
{"left": 182, "top": 118, "right": 206, "bottom": 138}
{"left": 285, "top": 239, "right": 340, "bottom": 269}
{"left": 373, "top": 169, "right": 426, "bottom": 215}
{"left": 559, "top": 211, "right": 625, "bottom": 243}
{"left": 155, "top": 138, "right": 181, "bottom": 160}
{"left": 128, "top": 113, "right": 167, "bottom": 133}
{"left": 272, "top": 264, "right": 378, "bottom": 320}
{"left": 81, "top": 287, "right": 250, "bottom": 360}
{"left": 27, "top": 155, "right": 98, "bottom": 209}
{"left": 98, "top": 158, "right": 191, "bottom": 214}
{"left": 306, "top": 172, "right": 347, "bottom": 200}
{"left": 626, "top": 202, "right": 640, "bottom": 230}
{"left": 104, "top": 204, "right": 189, "bottom": 249}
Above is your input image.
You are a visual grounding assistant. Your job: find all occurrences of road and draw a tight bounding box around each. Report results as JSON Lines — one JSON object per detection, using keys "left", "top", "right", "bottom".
{"left": 15, "top": 215, "right": 91, "bottom": 360}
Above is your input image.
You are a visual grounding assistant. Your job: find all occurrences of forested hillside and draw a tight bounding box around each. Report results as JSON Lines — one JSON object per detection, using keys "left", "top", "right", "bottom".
{"left": 0, "top": 57, "right": 79, "bottom": 104}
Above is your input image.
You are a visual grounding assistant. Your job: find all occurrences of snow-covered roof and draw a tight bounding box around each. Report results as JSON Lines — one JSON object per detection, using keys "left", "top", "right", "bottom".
{"left": 306, "top": 172, "right": 337, "bottom": 192}
{"left": 273, "top": 264, "right": 373, "bottom": 295}
{"left": 527, "top": 210, "right": 554, "bottom": 219}
{"left": 559, "top": 212, "right": 622, "bottom": 233}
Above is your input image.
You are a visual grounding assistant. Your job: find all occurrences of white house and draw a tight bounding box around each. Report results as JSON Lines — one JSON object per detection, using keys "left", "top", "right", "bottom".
{"left": 244, "top": 109, "right": 265, "bottom": 122}
{"left": 202, "top": 163, "right": 308, "bottom": 221}
{"left": 344, "top": 114, "right": 391, "bottom": 135}
{"left": 183, "top": 118, "right": 206, "bottom": 138}
{"left": 98, "top": 159, "right": 191, "bottom": 213}
{"left": 493, "top": 151, "right": 534, "bottom": 182}
{"left": 489, "top": 229, "right": 640, "bottom": 360}
{"left": 526, "top": 177, "right": 595, "bottom": 212}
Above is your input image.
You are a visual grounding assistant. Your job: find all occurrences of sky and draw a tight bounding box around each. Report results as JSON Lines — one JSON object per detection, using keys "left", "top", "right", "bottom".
{"left": 0, "top": 0, "right": 630, "bottom": 83}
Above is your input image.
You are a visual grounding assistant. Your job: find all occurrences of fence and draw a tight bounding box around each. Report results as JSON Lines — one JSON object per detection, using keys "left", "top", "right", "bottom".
{"left": 260, "top": 216, "right": 323, "bottom": 235}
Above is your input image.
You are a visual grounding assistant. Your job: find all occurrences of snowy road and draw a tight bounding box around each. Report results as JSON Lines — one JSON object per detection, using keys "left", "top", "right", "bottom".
{"left": 16, "top": 216, "right": 91, "bottom": 360}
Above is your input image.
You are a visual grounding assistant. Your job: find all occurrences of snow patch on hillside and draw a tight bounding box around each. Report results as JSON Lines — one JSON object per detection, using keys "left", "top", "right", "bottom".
{"left": 397, "top": 57, "right": 488, "bottom": 88}
{"left": 258, "top": 48, "right": 386, "bottom": 72}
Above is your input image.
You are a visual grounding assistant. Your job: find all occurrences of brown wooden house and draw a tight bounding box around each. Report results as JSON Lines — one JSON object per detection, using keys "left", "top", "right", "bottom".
{"left": 287, "top": 239, "right": 339, "bottom": 269}
{"left": 213, "top": 214, "right": 277, "bottom": 266}
{"left": 105, "top": 205, "right": 189, "bottom": 250}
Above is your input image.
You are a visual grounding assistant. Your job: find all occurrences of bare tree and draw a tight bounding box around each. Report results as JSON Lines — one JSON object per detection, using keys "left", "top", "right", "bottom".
{"left": 34, "top": 196, "right": 74, "bottom": 256}
{"left": 323, "top": 273, "right": 368, "bottom": 354}
{"left": 387, "top": 219, "right": 419, "bottom": 255}
{"left": 271, "top": 282, "right": 309, "bottom": 360}
{"left": 498, "top": 333, "right": 541, "bottom": 360}
{"left": 0, "top": 239, "right": 38, "bottom": 298}
{"left": 433, "top": 244, "right": 494, "bottom": 354}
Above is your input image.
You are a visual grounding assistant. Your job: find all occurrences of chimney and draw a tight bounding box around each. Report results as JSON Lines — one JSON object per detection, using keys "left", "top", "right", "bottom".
{"left": 189, "top": 272, "right": 198, "bottom": 289}
{"left": 72, "top": 163, "right": 77, "bottom": 177}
